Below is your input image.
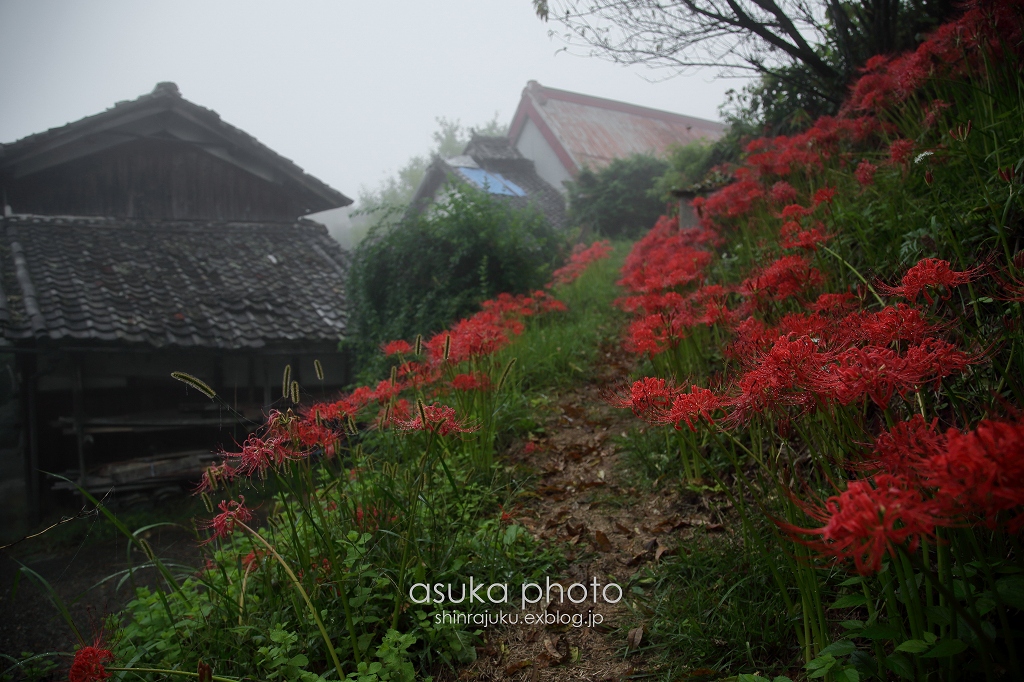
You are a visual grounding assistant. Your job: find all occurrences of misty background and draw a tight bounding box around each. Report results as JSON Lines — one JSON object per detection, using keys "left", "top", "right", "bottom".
{"left": 0, "top": 1, "right": 745, "bottom": 243}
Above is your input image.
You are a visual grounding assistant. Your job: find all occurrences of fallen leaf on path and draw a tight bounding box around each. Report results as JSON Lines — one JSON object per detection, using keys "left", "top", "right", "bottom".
{"left": 627, "top": 626, "right": 644, "bottom": 651}
{"left": 593, "top": 530, "right": 612, "bottom": 552}
{"left": 613, "top": 521, "right": 633, "bottom": 536}
{"left": 504, "top": 660, "right": 532, "bottom": 675}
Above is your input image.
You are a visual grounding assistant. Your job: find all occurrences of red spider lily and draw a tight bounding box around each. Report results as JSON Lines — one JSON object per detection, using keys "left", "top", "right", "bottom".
{"left": 877, "top": 258, "right": 986, "bottom": 304}
{"left": 923, "top": 99, "right": 951, "bottom": 129}
{"left": 69, "top": 646, "right": 115, "bottom": 682}
{"left": 779, "top": 203, "right": 813, "bottom": 220}
{"left": 828, "top": 346, "right": 920, "bottom": 407}
{"left": 922, "top": 418, "right": 1024, "bottom": 531}
{"left": 868, "top": 414, "right": 947, "bottom": 483}
{"left": 780, "top": 474, "right": 941, "bottom": 575}
{"left": 450, "top": 372, "right": 492, "bottom": 392}
{"left": 371, "top": 379, "right": 402, "bottom": 404}
{"left": 845, "top": 2, "right": 1024, "bottom": 114}
{"left": 702, "top": 179, "right": 764, "bottom": 219}
{"left": 770, "top": 181, "right": 798, "bottom": 204}
{"left": 615, "top": 290, "right": 689, "bottom": 315}
{"left": 772, "top": 312, "right": 832, "bottom": 340}
{"left": 949, "top": 120, "right": 972, "bottom": 142}
{"left": 854, "top": 160, "right": 877, "bottom": 186}
{"left": 844, "top": 303, "right": 940, "bottom": 346}
{"left": 998, "top": 166, "right": 1017, "bottom": 184}
{"left": 724, "top": 317, "right": 774, "bottom": 361}
{"left": 807, "top": 292, "right": 860, "bottom": 316}
{"left": 196, "top": 460, "right": 236, "bottom": 493}
{"left": 741, "top": 255, "right": 825, "bottom": 305}
{"left": 242, "top": 548, "right": 269, "bottom": 571}
{"left": 623, "top": 307, "right": 698, "bottom": 355}
{"left": 381, "top": 339, "right": 412, "bottom": 356}
{"left": 230, "top": 434, "right": 289, "bottom": 477}
{"left": 658, "top": 385, "right": 720, "bottom": 431}
{"left": 780, "top": 221, "right": 832, "bottom": 251}
{"left": 618, "top": 240, "right": 713, "bottom": 294}
{"left": 202, "top": 496, "right": 253, "bottom": 543}
{"left": 396, "top": 403, "right": 478, "bottom": 436}
{"left": 726, "top": 335, "right": 834, "bottom": 421}
{"left": 812, "top": 187, "right": 837, "bottom": 206}
{"left": 549, "top": 240, "right": 612, "bottom": 287}
{"left": 607, "top": 377, "right": 677, "bottom": 420}
{"left": 889, "top": 139, "right": 915, "bottom": 165}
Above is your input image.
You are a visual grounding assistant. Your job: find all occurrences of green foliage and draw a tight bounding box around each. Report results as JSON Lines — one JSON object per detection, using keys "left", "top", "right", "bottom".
{"left": 496, "top": 242, "right": 629, "bottom": 390}
{"left": 652, "top": 141, "right": 716, "bottom": 200}
{"left": 567, "top": 154, "right": 669, "bottom": 239}
{"left": 348, "top": 186, "right": 563, "bottom": 366}
{"left": 624, "top": 529, "right": 794, "bottom": 676}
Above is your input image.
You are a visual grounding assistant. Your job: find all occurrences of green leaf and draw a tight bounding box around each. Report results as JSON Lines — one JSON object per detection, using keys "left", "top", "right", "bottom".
{"left": 840, "top": 620, "right": 865, "bottom": 630}
{"left": 996, "top": 574, "right": 1024, "bottom": 610}
{"left": 772, "top": 677, "right": 794, "bottom": 682}
{"left": 895, "top": 639, "right": 930, "bottom": 653}
{"left": 839, "top": 576, "right": 866, "bottom": 587}
{"left": 289, "top": 654, "right": 309, "bottom": 667}
{"left": 920, "top": 639, "right": 968, "bottom": 658}
{"left": 806, "top": 653, "right": 837, "bottom": 677}
{"left": 834, "top": 668, "right": 860, "bottom": 682}
{"left": 832, "top": 594, "right": 868, "bottom": 609}
{"left": 886, "top": 653, "right": 914, "bottom": 679}
{"left": 819, "top": 640, "right": 857, "bottom": 657}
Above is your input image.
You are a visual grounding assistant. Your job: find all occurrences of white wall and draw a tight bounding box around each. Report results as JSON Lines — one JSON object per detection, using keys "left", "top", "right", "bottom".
{"left": 514, "top": 117, "right": 573, "bottom": 194}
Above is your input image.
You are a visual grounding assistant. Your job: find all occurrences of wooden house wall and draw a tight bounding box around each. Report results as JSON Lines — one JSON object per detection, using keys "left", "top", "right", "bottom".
{"left": 0, "top": 347, "right": 351, "bottom": 535}
{"left": 5, "top": 139, "right": 303, "bottom": 221}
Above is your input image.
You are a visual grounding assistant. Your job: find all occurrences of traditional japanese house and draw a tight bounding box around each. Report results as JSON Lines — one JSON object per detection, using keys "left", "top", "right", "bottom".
{"left": 0, "top": 83, "right": 353, "bottom": 532}
{"left": 409, "top": 134, "right": 567, "bottom": 229}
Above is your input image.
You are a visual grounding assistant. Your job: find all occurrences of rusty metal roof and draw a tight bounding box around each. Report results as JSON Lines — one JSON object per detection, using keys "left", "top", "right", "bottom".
{"left": 509, "top": 81, "right": 727, "bottom": 175}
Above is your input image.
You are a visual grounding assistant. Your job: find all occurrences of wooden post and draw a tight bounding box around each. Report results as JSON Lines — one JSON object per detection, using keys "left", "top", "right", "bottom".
{"left": 21, "top": 352, "right": 40, "bottom": 526}
{"left": 72, "top": 354, "right": 87, "bottom": 505}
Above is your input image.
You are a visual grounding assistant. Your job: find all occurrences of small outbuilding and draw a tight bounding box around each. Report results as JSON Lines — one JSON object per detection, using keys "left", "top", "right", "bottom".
{"left": 409, "top": 134, "right": 567, "bottom": 229}
{"left": 0, "top": 83, "right": 354, "bottom": 533}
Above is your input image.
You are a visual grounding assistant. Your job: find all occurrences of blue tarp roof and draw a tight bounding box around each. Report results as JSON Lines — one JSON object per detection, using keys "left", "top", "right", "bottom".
{"left": 454, "top": 167, "right": 526, "bottom": 197}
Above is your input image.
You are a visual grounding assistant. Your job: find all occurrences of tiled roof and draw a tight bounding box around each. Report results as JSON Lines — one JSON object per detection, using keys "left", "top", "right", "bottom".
{"left": 0, "top": 82, "right": 351, "bottom": 214}
{"left": 0, "top": 215, "right": 350, "bottom": 349}
{"left": 410, "top": 136, "right": 567, "bottom": 229}
{"left": 509, "top": 81, "right": 727, "bottom": 173}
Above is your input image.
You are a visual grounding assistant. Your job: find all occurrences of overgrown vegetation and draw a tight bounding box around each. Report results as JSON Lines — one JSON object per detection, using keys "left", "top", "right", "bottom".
{"left": 347, "top": 186, "right": 563, "bottom": 369}
{"left": 609, "top": 3, "right": 1024, "bottom": 679}
{"left": 567, "top": 154, "right": 669, "bottom": 239}
{"left": 16, "top": 245, "right": 621, "bottom": 682}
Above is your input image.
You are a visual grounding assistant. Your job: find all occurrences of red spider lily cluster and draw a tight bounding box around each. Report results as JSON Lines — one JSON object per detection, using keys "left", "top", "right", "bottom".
{"left": 201, "top": 496, "right": 254, "bottom": 543}
{"left": 548, "top": 240, "right": 612, "bottom": 287}
{"left": 844, "top": 0, "right": 1024, "bottom": 115}
{"left": 69, "top": 646, "right": 114, "bottom": 682}
{"left": 785, "top": 415, "right": 1024, "bottom": 574}
{"left": 193, "top": 245, "right": 614, "bottom": 541}
{"left": 606, "top": 2, "right": 1024, "bottom": 584}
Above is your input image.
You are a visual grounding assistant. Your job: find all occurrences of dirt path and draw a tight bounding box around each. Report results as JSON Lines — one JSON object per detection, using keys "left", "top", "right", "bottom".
{"left": 452, "top": 350, "right": 721, "bottom": 681}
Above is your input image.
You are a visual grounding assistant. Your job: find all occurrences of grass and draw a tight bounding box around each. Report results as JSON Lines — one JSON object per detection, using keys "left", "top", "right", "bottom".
{"left": 625, "top": 529, "right": 798, "bottom": 680}
{"left": 497, "top": 240, "right": 630, "bottom": 392}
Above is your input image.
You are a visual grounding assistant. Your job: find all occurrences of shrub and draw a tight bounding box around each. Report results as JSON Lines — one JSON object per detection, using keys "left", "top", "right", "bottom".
{"left": 348, "top": 186, "right": 563, "bottom": 367}
{"left": 566, "top": 154, "right": 669, "bottom": 239}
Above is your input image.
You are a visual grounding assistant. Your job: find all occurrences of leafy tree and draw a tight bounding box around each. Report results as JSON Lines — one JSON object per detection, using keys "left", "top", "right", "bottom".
{"left": 532, "top": 0, "right": 957, "bottom": 115}
{"left": 348, "top": 185, "right": 563, "bottom": 363}
{"left": 567, "top": 154, "right": 669, "bottom": 239}
{"left": 652, "top": 141, "right": 715, "bottom": 200}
